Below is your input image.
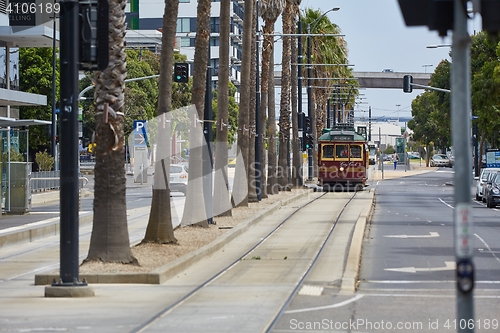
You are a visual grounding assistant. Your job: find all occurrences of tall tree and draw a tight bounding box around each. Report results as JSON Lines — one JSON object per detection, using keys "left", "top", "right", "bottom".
{"left": 85, "top": 0, "right": 136, "bottom": 264}
{"left": 407, "top": 92, "right": 440, "bottom": 166}
{"left": 213, "top": 0, "right": 232, "bottom": 217}
{"left": 233, "top": 0, "right": 254, "bottom": 206}
{"left": 19, "top": 47, "right": 59, "bottom": 152}
{"left": 142, "top": 0, "right": 179, "bottom": 244}
{"left": 277, "top": 0, "right": 293, "bottom": 189}
{"left": 247, "top": 0, "right": 258, "bottom": 202}
{"left": 259, "top": 0, "right": 284, "bottom": 196}
{"left": 181, "top": 0, "right": 211, "bottom": 226}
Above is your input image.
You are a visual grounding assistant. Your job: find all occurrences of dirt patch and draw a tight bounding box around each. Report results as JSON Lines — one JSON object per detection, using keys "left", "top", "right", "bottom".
{"left": 80, "top": 189, "right": 307, "bottom": 274}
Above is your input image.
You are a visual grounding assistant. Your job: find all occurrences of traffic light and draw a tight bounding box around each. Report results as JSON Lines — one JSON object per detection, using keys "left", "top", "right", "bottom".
{"left": 398, "top": 0, "right": 500, "bottom": 36}
{"left": 79, "top": 0, "right": 109, "bottom": 71}
{"left": 174, "top": 63, "right": 189, "bottom": 83}
{"left": 403, "top": 75, "right": 413, "bottom": 93}
{"left": 298, "top": 112, "right": 306, "bottom": 131}
{"left": 456, "top": 259, "right": 474, "bottom": 292}
{"left": 305, "top": 134, "right": 314, "bottom": 150}
{"left": 397, "top": 0, "right": 453, "bottom": 36}
{"left": 304, "top": 116, "right": 312, "bottom": 134}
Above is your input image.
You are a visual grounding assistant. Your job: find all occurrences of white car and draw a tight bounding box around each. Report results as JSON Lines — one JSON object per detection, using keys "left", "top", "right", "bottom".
{"left": 169, "top": 164, "right": 189, "bottom": 196}
{"left": 475, "top": 168, "right": 500, "bottom": 201}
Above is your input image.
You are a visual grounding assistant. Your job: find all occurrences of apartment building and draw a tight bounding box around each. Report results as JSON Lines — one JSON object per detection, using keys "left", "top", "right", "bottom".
{"left": 126, "top": 0, "right": 244, "bottom": 86}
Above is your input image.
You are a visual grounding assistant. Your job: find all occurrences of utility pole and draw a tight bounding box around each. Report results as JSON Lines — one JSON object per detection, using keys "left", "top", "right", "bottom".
{"left": 451, "top": 0, "right": 474, "bottom": 328}
{"left": 45, "top": 0, "right": 93, "bottom": 297}
{"left": 306, "top": 26, "right": 313, "bottom": 181}
{"left": 297, "top": 20, "right": 303, "bottom": 186}
{"left": 204, "top": 43, "right": 213, "bottom": 224}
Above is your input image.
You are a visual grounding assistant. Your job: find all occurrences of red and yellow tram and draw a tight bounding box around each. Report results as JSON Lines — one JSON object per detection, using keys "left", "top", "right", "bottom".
{"left": 317, "top": 125, "right": 369, "bottom": 191}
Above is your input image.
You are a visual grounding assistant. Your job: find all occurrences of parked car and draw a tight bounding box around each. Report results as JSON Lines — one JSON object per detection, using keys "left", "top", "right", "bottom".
{"left": 152, "top": 163, "right": 189, "bottom": 196}
{"left": 169, "top": 164, "right": 189, "bottom": 195}
{"left": 481, "top": 170, "right": 500, "bottom": 202}
{"left": 483, "top": 172, "right": 500, "bottom": 208}
{"left": 475, "top": 168, "right": 500, "bottom": 201}
{"left": 430, "top": 154, "right": 451, "bottom": 167}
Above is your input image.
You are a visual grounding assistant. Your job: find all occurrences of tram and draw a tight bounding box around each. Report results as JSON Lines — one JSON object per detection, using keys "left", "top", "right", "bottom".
{"left": 317, "top": 124, "right": 369, "bottom": 191}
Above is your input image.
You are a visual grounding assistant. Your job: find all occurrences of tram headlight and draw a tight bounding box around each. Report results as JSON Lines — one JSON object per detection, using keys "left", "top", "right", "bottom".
{"left": 340, "top": 167, "right": 344, "bottom": 172}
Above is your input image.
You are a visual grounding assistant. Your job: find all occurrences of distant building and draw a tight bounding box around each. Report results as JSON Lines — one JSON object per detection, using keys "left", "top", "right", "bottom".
{"left": 125, "top": 0, "right": 244, "bottom": 87}
{"left": 356, "top": 121, "right": 403, "bottom": 150}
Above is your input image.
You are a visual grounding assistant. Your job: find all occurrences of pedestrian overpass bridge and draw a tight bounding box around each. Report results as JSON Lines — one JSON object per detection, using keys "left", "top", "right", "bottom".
{"left": 274, "top": 71, "right": 431, "bottom": 89}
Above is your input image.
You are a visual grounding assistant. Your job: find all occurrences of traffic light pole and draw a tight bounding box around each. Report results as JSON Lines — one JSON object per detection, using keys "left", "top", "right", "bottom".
{"left": 45, "top": 0, "right": 93, "bottom": 297}
{"left": 306, "top": 26, "right": 313, "bottom": 181}
{"left": 451, "top": 0, "right": 475, "bottom": 330}
{"left": 297, "top": 20, "right": 304, "bottom": 187}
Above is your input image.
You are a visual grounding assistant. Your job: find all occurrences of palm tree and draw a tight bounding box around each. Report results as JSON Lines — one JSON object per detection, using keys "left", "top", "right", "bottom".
{"left": 213, "top": 0, "right": 232, "bottom": 217}
{"left": 233, "top": 0, "right": 255, "bottom": 207}
{"left": 259, "top": 0, "right": 285, "bottom": 196}
{"left": 85, "top": 0, "right": 136, "bottom": 264}
{"left": 181, "top": 0, "right": 211, "bottom": 227}
{"left": 247, "top": 0, "right": 258, "bottom": 202}
{"left": 301, "top": 8, "right": 354, "bottom": 176}
{"left": 277, "top": 0, "right": 294, "bottom": 189}
{"left": 142, "top": 0, "right": 179, "bottom": 244}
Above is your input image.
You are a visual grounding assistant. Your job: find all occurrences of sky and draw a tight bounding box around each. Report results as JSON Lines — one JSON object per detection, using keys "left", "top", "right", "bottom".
{"left": 273, "top": 0, "right": 482, "bottom": 120}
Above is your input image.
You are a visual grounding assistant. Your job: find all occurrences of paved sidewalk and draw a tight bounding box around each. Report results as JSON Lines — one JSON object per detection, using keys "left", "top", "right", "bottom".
{"left": 0, "top": 174, "right": 153, "bottom": 247}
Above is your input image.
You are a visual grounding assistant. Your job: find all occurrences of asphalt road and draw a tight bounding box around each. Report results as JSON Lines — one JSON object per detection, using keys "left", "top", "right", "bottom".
{"left": 272, "top": 168, "right": 500, "bottom": 333}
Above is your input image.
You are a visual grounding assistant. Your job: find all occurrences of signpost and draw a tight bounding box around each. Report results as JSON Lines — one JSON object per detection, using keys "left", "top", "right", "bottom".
{"left": 133, "top": 120, "right": 148, "bottom": 184}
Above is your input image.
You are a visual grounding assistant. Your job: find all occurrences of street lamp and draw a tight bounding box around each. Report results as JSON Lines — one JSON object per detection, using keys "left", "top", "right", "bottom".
{"left": 396, "top": 104, "right": 401, "bottom": 126}
{"left": 422, "top": 64, "right": 433, "bottom": 73}
{"left": 426, "top": 44, "right": 452, "bottom": 48}
{"left": 306, "top": 6, "right": 340, "bottom": 181}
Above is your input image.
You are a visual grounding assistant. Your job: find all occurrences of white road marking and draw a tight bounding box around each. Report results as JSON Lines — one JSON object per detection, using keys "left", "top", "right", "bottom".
{"left": 384, "top": 232, "right": 439, "bottom": 239}
{"left": 439, "top": 198, "right": 454, "bottom": 209}
{"left": 475, "top": 234, "right": 500, "bottom": 266}
{"left": 298, "top": 285, "right": 324, "bottom": 296}
{"left": 365, "top": 280, "right": 500, "bottom": 285}
{"left": 384, "top": 261, "right": 456, "bottom": 273}
{"left": 284, "top": 294, "right": 364, "bottom": 314}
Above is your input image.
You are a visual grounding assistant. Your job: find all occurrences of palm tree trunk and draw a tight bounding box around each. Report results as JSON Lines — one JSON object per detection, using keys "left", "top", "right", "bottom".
{"left": 214, "top": 0, "right": 232, "bottom": 217}
{"left": 234, "top": 0, "right": 254, "bottom": 207}
{"left": 268, "top": 50, "right": 278, "bottom": 194}
{"left": 278, "top": 0, "right": 293, "bottom": 189}
{"left": 143, "top": 0, "right": 179, "bottom": 244}
{"left": 86, "top": 0, "right": 136, "bottom": 264}
{"left": 182, "top": 0, "right": 211, "bottom": 227}
{"left": 259, "top": 21, "right": 273, "bottom": 199}
{"left": 248, "top": 0, "right": 258, "bottom": 202}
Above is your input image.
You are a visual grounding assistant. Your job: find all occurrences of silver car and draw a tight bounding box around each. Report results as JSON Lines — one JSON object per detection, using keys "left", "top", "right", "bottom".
{"left": 430, "top": 154, "right": 451, "bottom": 167}
{"left": 475, "top": 169, "right": 499, "bottom": 201}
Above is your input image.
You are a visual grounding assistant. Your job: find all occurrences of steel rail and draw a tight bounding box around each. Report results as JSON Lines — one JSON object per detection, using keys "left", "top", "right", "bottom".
{"left": 130, "top": 191, "right": 336, "bottom": 333}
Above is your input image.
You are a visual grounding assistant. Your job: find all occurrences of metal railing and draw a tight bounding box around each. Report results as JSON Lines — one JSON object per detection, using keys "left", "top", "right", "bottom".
{"left": 30, "top": 171, "right": 89, "bottom": 192}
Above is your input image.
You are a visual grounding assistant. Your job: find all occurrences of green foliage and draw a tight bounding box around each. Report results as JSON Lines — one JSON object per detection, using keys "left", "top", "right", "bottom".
{"left": 19, "top": 47, "right": 59, "bottom": 151}
{"left": 35, "top": 150, "right": 54, "bottom": 171}
{"left": 212, "top": 81, "right": 239, "bottom": 145}
{"left": 79, "top": 50, "right": 194, "bottom": 146}
{"left": 383, "top": 145, "right": 395, "bottom": 154}
{"left": 2, "top": 148, "right": 24, "bottom": 163}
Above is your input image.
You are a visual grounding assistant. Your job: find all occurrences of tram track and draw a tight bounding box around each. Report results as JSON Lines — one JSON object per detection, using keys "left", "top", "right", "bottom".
{"left": 130, "top": 190, "right": 366, "bottom": 333}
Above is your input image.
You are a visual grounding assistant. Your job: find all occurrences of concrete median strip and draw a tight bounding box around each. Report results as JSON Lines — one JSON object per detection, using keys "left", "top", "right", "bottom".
{"left": 35, "top": 189, "right": 314, "bottom": 285}
{"left": 340, "top": 188, "right": 375, "bottom": 293}
{"left": 0, "top": 212, "right": 94, "bottom": 248}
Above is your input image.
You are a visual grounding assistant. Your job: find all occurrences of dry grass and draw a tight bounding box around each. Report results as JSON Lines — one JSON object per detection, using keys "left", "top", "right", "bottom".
{"left": 79, "top": 189, "right": 306, "bottom": 274}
